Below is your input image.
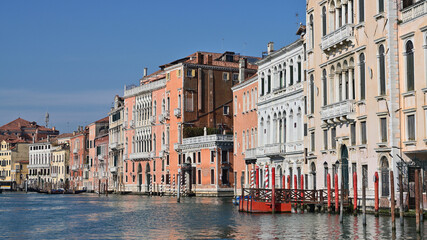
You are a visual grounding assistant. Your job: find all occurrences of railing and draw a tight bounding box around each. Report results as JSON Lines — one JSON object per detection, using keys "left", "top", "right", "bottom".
{"left": 51, "top": 173, "right": 58, "bottom": 178}
{"left": 264, "top": 143, "right": 286, "bottom": 157}
{"left": 124, "top": 79, "right": 166, "bottom": 98}
{"left": 71, "top": 165, "right": 78, "bottom": 171}
{"left": 109, "top": 166, "right": 117, "bottom": 173}
{"left": 159, "top": 110, "right": 170, "bottom": 123}
{"left": 149, "top": 116, "right": 156, "bottom": 125}
{"left": 161, "top": 144, "right": 169, "bottom": 152}
{"left": 243, "top": 188, "right": 350, "bottom": 205}
{"left": 244, "top": 148, "right": 257, "bottom": 160}
{"left": 182, "top": 134, "right": 233, "bottom": 145}
{"left": 321, "top": 24, "right": 353, "bottom": 51}
{"left": 73, "top": 148, "right": 78, "bottom": 154}
{"left": 129, "top": 152, "right": 151, "bottom": 160}
{"left": 402, "top": 0, "right": 426, "bottom": 23}
{"left": 258, "top": 82, "right": 303, "bottom": 103}
{"left": 98, "top": 155, "right": 105, "bottom": 161}
{"left": 109, "top": 142, "right": 118, "bottom": 150}
{"left": 174, "top": 108, "right": 181, "bottom": 118}
{"left": 320, "top": 100, "right": 355, "bottom": 122}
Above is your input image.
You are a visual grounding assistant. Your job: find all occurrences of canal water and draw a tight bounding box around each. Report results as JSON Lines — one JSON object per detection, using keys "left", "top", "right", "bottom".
{"left": 0, "top": 192, "right": 425, "bottom": 239}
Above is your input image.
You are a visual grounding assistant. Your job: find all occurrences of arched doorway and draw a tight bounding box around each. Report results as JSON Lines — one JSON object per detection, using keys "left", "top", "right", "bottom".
{"left": 137, "top": 163, "right": 142, "bottom": 192}
{"left": 341, "top": 145, "right": 349, "bottom": 191}
{"left": 145, "top": 162, "right": 151, "bottom": 192}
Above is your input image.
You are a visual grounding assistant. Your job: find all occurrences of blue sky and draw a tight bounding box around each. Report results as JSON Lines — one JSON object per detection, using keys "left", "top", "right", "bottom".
{"left": 0, "top": 0, "right": 306, "bottom": 133}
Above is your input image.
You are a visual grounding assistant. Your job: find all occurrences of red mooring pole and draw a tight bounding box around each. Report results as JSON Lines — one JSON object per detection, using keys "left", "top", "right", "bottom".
{"left": 272, "top": 167, "right": 276, "bottom": 214}
{"left": 294, "top": 175, "right": 297, "bottom": 190}
{"left": 374, "top": 172, "right": 379, "bottom": 216}
{"left": 335, "top": 174, "right": 339, "bottom": 212}
{"left": 353, "top": 172, "right": 357, "bottom": 213}
{"left": 301, "top": 174, "right": 304, "bottom": 211}
{"left": 256, "top": 167, "right": 260, "bottom": 189}
{"left": 282, "top": 175, "right": 286, "bottom": 189}
{"left": 327, "top": 173, "right": 331, "bottom": 212}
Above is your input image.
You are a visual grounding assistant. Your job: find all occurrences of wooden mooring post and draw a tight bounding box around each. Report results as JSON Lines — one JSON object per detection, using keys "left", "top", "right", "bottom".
{"left": 340, "top": 177, "right": 344, "bottom": 223}
{"left": 353, "top": 172, "right": 357, "bottom": 215}
{"left": 362, "top": 172, "right": 366, "bottom": 226}
{"left": 327, "top": 174, "right": 331, "bottom": 213}
{"left": 374, "top": 172, "right": 379, "bottom": 217}
{"left": 177, "top": 169, "right": 181, "bottom": 203}
{"left": 399, "top": 173, "right": 404, "bottom": 226}
{"left": 390, "top": 170, "right": 395, "bottom": 230}
{"left": 272, "top": 167, "right": 275, "bottom": 214}
{"left": 335, "top": 174, "right": 339, "bottom": 213}
{"left": 415, "top": 169, "right": 420, "bottom": 233}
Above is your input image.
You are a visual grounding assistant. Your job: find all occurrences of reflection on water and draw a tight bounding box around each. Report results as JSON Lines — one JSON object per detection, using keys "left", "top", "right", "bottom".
{"left": 0, "top": 192, "right": 425, "bottom": 239}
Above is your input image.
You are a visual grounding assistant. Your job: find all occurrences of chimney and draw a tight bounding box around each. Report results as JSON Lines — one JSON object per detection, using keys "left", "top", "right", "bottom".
{"left": 196, "top": 52, "right": 203, "bottom": 64}
{"left": 143, "top": 68, "right": 148, "bottom": 77}
{"left": 205, "top": 54, "right": 212, "bottom": 65}
{"left": 239, "top": 58, "right": 247, "bottom": 83}
{"left": 52, "top": 126, "right": 55, "bottom": 131}
{"left": 268, "top": 42, "right": 274, "bottom": 54}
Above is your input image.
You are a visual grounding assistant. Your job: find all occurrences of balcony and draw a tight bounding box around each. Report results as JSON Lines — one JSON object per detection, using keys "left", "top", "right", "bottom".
{"left": 321, "top": 24, "right": 354, "bottom": 52}
{"left": 51, "top": 173, "right": 58, "bottom": 178}
{"left": 124, "top": 79, "right": 166, "bottom": 98}
{"left": 109, "top": 142, "right": 118, "bottom": 150}
{"left": 71, "top": 165, "right": 78, "bottom": 171}
{"left": 174, "top": 143, "right": 181, "bottom": 151}
{"left": 244, "top": 148, "right": 257, "bottom": 160}
{"left": 258, "top": 82, "right": 303, "bottom": 103}
{"left": 122, "top": 121, "right": 127, "bottom": 128}
{"left": 161, "top": 144, "right": 170, "bottom": 152}
{"left": 174, "top": 108, "right": 181, "bottom": 118}
{"left": 73, "top": 148, "right": 78, "bottom": 154}
{"left": 149, "top": 116, "right": 156, "bottom": 125}
{"left": 159, "top": 111, "right": 170, "bottom": 123}
{"left": 129, "top": 152, "right": 151, "bottom": 160}
{"left": 98, "top": 155, "right": 105, "bottom": 161}
{"left": 182, "top": 134, "right": 233, "bottom": 145}
{"left": 109, "top": 166, "right": 118, "bottom": 173}
{"left": 264, "top": 143, "right": 286, "bottom": 157}
{"left": 320, "top": 100, "right": 355, "bottom": 123}
{"left": 402, "top": 0, "right": 426, "bottom": 23}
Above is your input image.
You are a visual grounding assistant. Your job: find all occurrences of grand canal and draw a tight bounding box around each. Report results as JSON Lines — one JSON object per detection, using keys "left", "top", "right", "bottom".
{"left": 0, "top": 192, "right": 425, "bottom": 239}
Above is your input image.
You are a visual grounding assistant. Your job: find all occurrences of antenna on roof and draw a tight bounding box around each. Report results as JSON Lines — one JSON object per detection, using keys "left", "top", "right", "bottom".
{"left": 45, "top": 112, "right": 49, "bottom": 128}
{"left": 295, "top": 13, "right": 299, "bottom": 28}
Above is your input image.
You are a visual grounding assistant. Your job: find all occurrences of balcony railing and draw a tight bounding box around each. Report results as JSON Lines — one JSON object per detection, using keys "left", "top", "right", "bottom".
{"left": 73, "top": 148, "right": 78, "bottom": 154}
{"left": 51, "top": 173, "right": 58, "bottom": 178}
{"left": 71, "top": 165, "right": 78, "bottom": 171}
{"left": 161, "top": 144, "right": 170, "bottom": 152}
{"left": 124, "top": 79, "right": 166, "bottom": 98}
{"left": 109, "top": 142, "right": 118, "bottom": 150}
{"left": 258, "top": 82, "right": 303, "bottom": 103}
{"left": 402, "top": 0, "right": 426, "bottom": 23}
{"left": 321, "top": 24, "right": 353, "bottom": 51}
{"left": 174, "top": 108, "right": 181, "bottom": 118}
{"left": 159, "top": 111, "right": 170, "bottom": 123}
{"left": 182, "top": 134, "right": 233, "bottom": 145}
{"left": 244, "top": 148, "right": 257, "bottom": 160}
{"left": 264, "top": 143, "right": 286, "bottom": 157}
{"left": 129, "top": 152, "right": 151, "bottom": 160}
{"left": 98, "top": 155, "right": 105, "bottom": 161}
{"left": 149, "top": 116, "right": 156, "bottom": 125}
{"left": 109, "top": 166, "right": 117, "bottom": 173}
{"left": 320, "top": 100, "right": 355, "bottom": 122}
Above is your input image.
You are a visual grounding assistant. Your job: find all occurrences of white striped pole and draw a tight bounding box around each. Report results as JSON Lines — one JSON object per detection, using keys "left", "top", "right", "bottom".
{"left": 173, "top": 174, "right": 176, "bottom": 195}
{"left": 251, "top": 169, "right": 255, "bottom": 189}
{"left": 265, "top": 165, "right": 269, "bottom": 189}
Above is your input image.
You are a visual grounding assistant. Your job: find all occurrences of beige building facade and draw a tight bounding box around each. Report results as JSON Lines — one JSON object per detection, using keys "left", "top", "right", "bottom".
{"left": 305, "top": 0, "right": 404, "bottom": 207}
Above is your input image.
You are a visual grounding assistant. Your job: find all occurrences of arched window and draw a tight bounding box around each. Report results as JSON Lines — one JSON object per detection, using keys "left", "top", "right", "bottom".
{"left": 406, "top": 40, "right": 414, "bottom": 91}
{"left": 153, "top": 134, "right": 156, "bottom": 152}
{"left": 322, "top": 6, "right": 327, "bottom": 36}
{"left": 360, "top": 53, "right": 366, "bottom": 100}
{"left": 247, "top": 91, "right": 250, "bottom": 112}
{"left": 234, "top": 96, "right": 237, "bottom": 115}
{"left": 260, "top": 73, "right": 265, "bottom": 96}
{"left": 289, "top": 60, "right": 294, "bottom": 86}
{"left": 323, "top": 69, "right": 328, "bottom": 106}
{"left": 359, "top": 0, "right": 365, "bottom": 22}
{"left": 243, "top": 92, "right": 246, "bottom": 113}
{"left": 310, "top": 75, "right": 315, "bottom": 114}
{"left": 310, "top": 14, "right": 314, "bottom": 49}
{"left": 242, "top": 131, "right": 246, "bottom": 152}
{"left": 380, "top": 157, "right": 389, "bottom": 196}
{"left": 267, "top": 70, "right": 272, "bottom": 93}
{"left": 379, "top": 45, "right": 386, "bottom": 95}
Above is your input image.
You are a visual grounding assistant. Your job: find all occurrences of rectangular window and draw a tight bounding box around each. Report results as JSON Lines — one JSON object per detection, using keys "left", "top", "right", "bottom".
{"left": 198, "top": 152, "right": 201, "bottom": 164}
{"left": 331, "top": 128, "right": 336, "bottom": 149}
{"left": 408, "top": 114, "right": 415, "bottom": 140}
{"left": 233, "top": 73, "right": 239, "bottom": 81}
{"left": 323, "top": 129, "right": 328, "bottom": 150}
{"left": 210, "top": 151, "right": 215, "bottom": 163}
{"left": 223, "top": 106, "right": 230, "bottom": 115}
{"left": 178, "top": 154, "right": 181, "bottom": 165}
{"left": 351, "top": 123, "right": 356, "bottom": 145}
{"left": 378, "top": 0, "right": 384, "bottom": 13}
{"left": 185, "top": 92, "right": 194, "bottom": 112}
{"left": 221, "top": 151, "right": 228, "bottom": 163}
{"left": 193, "top": 152, "right": 196, "bottom": 164}
{"left": 166, "top": 155, "right": 169, "bottom": 166}
{"left": 198, "top": 169, "right": 201, "bottom": 184}
{"left": 380, "top": 117, "right": 387, "bottom": 142}
{"left": 310, "top": 132, "right": 315, "bottom": 152}
{"left": 223, "top": 72, "right": 229, "bottom": 81}
{"left": 324, "top": 165, "right": 328, "bottom": 187}
{"left": 211, "top": 169, "right": 215, "bottom": 184}
{"left": 153, "top": 160, "right": 156, "bottom": 172}
{"left": 359, "top": 0, "right": 365, "bottom": 22}
{"left": 361, "top": 121, "right": 367, "bottom": 144}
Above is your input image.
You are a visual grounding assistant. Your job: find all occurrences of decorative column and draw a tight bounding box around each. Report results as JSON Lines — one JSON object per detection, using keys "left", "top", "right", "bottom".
{"left": 335, "top": 7, "right": 340, "bottom": 30}
{"left": 348, "top": 0, "right": 353, "bottom": 24}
